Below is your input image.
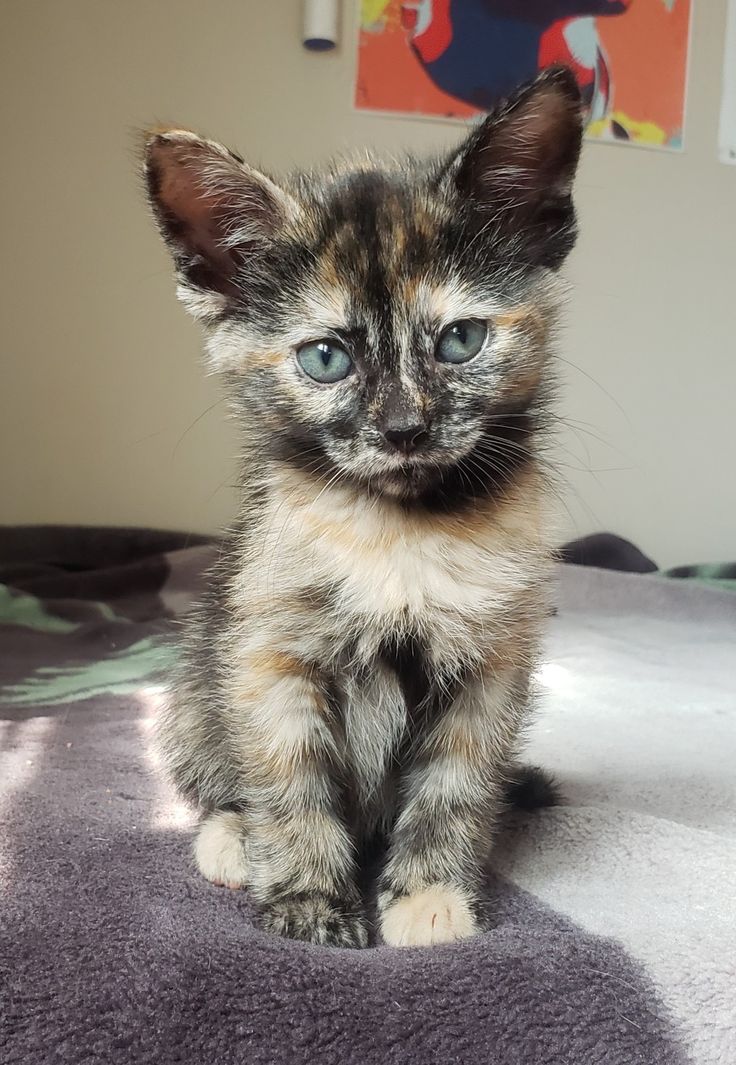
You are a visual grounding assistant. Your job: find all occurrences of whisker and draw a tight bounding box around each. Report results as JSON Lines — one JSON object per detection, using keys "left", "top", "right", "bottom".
{"left": 172, "top": 397, "right": 227, "bottom": 460}
{"left": 553, "top": 355, "right": 631, "bottom": 424}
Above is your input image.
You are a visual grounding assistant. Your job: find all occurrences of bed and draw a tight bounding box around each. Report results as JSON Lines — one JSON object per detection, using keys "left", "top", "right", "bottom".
{"left": 1, "top": 526, "right": 734, "bottom": 1064}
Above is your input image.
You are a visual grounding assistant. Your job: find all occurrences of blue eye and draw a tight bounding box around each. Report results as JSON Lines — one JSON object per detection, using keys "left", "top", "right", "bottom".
{"left": 296, "top": 339, "right": 352, "bottom": 383}
{"left": 435, "top": 319, "right": 487, "bottom": 364}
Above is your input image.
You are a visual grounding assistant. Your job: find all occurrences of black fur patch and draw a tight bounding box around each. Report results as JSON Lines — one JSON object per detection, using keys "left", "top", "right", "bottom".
{"left": 379, "top": 631, "right": 434, "bottom": 721}
{"left": 504, "top": 765, "right": 560, "bottom": 811}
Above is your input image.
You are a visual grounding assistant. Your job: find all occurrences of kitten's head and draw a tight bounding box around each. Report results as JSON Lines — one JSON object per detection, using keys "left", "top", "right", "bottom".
{"left": 144, "top": 67, "right": 583, "bottom": 509}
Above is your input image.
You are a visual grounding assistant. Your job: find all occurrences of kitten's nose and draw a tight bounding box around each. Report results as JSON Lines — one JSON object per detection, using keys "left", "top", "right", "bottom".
{"left": 382, "top": 420, "right": 430, "bottom": 455}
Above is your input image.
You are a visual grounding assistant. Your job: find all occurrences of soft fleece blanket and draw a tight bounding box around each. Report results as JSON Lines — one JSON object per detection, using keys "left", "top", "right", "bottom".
{"left": 1, "top": 527, "right": 734, "bottom": 1065}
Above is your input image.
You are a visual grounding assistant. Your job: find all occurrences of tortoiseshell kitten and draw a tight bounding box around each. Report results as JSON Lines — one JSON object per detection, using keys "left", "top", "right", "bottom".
{"left": 145, "top": 67, "right": 583, "bottom": 949}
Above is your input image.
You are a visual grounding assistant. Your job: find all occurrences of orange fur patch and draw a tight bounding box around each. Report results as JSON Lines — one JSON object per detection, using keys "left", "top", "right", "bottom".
{"left": 496, "top": 306, "right": 548, "bottom": 346}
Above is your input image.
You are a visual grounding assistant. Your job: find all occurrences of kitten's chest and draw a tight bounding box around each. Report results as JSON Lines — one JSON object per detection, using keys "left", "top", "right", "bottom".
{"left": 335, "top": 528, "right": 497, "bottom": 637}
{"left": 260, "top": 480, "right": 549, "bottom": 666}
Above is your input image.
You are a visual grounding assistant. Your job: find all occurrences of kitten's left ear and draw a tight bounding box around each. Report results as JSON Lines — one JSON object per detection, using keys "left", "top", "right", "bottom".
{"left": 444, "top": 66, "right": 584, "bottom": 269}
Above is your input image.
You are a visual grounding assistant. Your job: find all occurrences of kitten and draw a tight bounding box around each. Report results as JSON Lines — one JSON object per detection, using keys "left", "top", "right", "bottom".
{"left": 144, "top": 66, "right": 583, "bottom": 949}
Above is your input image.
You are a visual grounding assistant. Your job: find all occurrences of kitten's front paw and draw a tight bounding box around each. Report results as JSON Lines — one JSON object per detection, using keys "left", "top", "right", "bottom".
{"left": 380, "top": 884, "right": 479, "bottom": 947}
{"left": 194, "top": 810, "right": 249, "bottom": 889}
{"left": 261, "top": 893, "right": 369, "bottom": 948}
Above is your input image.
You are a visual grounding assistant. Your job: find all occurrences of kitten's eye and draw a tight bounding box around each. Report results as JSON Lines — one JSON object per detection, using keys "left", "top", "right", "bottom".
{"left": 435, "top": 319, "right": 487, "bottom": 364}
{"left": 296, "top": 340, "right": 352, "bottom": 383}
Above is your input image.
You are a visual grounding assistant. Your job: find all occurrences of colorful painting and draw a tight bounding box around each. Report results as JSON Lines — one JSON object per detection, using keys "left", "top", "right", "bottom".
{"left": 355, "top": 1, "right": 693, "bottom": 149}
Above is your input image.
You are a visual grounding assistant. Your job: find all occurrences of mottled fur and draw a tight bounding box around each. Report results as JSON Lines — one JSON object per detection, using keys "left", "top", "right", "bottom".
{"left": 145, "top": 67, "right": 583, "bottom": 948}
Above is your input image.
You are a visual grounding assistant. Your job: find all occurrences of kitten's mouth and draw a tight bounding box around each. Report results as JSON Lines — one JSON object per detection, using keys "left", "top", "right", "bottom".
{"left": 373, "top": 462, "right": 432, "bottom": 495}
{"left": 343, "top": 420, "right": 532, "bottom": 504}
{"left": 357, "top": 444, "right": 471, "bottom": 498}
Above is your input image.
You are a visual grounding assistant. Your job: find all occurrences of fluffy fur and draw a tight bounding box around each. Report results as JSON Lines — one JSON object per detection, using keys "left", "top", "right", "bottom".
{"left": 144, "top": 67, "right": 584, "bottom": 948}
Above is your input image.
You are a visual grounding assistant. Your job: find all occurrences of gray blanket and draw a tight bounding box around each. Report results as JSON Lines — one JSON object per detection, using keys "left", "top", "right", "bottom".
{"left": 1, "top": 528, "right": 734, "bottom": 1064}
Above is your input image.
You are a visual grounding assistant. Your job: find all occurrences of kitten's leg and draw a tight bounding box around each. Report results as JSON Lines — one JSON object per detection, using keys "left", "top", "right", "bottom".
{"left": 230, "top": 652, "right": 367, "bottom": 948}
{"left": 194, "top": 809, "right": 250, "bottom": 889}
{"left": 379, "top": 663, "right": 528, "bottom": 948}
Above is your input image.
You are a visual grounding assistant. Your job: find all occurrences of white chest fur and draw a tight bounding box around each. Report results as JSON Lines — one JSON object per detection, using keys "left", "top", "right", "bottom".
{"left": 246, "top": 469, "right": 556, "bottom": 669}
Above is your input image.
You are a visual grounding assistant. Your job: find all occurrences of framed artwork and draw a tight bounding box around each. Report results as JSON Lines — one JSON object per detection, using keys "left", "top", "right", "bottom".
{"left": 356, "top": 1, "right": 693, "bottom": 150}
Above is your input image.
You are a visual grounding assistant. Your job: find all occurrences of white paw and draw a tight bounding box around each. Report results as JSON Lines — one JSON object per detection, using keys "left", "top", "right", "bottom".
{"left": 381, "top": 884, "right": 479, "bottom": 947}
{"left": 193, "top": 810, "right": 249, "bottom": 889}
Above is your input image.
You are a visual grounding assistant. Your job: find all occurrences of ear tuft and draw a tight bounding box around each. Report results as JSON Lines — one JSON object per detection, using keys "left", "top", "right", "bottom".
{"left": 143, "top": 128, "right": 297, "bottom": 319}
{"left": 449, "top": 65, "right": 585, "bottom": 269}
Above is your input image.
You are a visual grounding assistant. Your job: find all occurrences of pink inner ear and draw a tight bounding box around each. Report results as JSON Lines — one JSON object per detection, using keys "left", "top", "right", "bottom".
{"left": 146, "top": 133, "right": 291, "bottom": 300}
{"left": 150, "top": 140, "right": 237, "bottom": 273}
{"left": 161, "top": 162, "right": 214, "bottom": 231}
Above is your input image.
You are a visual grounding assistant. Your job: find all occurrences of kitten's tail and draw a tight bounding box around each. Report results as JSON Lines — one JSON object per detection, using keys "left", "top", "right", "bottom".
{"left": 503, "top": 765, "right": 560, "bottom": 811}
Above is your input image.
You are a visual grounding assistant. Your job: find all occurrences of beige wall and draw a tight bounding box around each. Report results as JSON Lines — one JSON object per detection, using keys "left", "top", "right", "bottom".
{"left": 1, "top": 0, "right": 734, "bottom": 567}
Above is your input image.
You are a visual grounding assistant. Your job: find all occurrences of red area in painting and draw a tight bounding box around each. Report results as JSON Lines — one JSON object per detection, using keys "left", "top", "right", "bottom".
{"left": 409, "top": 0, "right": 452, "bottom": 64}
{"left": 356, "top": 1, "right": 476, "bottom": 118}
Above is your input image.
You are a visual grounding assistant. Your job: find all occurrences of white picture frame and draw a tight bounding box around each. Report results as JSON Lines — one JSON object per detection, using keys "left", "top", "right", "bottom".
{"left": 719, "top": 0, "right": 736, "bottom": 164}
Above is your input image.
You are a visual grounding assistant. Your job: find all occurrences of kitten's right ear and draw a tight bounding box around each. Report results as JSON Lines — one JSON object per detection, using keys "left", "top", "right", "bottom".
{"left": 143, "top": 129, "right": 298, "bottom": 320}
